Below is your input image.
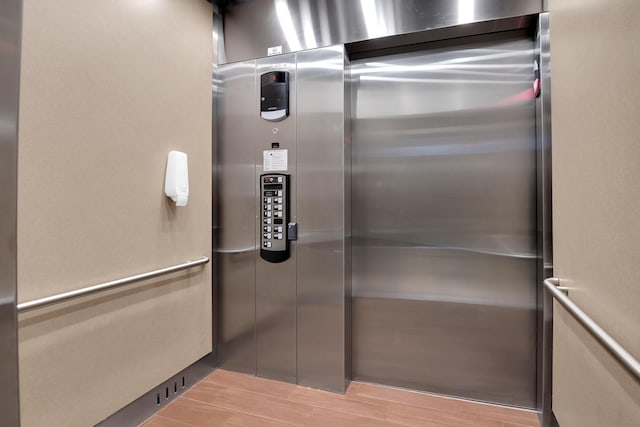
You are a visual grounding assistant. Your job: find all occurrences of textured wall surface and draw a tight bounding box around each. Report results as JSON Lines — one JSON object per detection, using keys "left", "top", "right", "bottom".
{"left": 17, "top": 1, "right": 213, "bottom": 425}
{"left": 550, "top": 0, "right": 640, "bottom": 425}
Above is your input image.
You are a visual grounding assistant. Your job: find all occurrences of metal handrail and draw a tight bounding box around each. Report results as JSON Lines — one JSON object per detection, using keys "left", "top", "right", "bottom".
{"left": 544, "top": 277, "right": 640, "bottom": 382}
{"left": 17, "top": 256, "right": 209, "bottom": 313}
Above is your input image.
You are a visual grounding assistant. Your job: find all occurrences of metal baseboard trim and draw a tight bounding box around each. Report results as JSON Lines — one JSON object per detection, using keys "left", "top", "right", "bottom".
{"left": 97, "top": 352, "right": 217, "bottom": 427}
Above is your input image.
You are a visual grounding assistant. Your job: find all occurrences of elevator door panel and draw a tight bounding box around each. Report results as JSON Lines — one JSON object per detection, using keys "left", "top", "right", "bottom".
{"left": 351, "top": 37, "right": 537, "bottom": 407}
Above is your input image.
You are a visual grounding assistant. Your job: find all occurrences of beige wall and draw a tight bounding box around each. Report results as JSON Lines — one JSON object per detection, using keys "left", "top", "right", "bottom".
{"left": 17, "top": 1, "right": 213, "bottom": 426}
{"left": 550, "top": 0, "right": 640, "bottom": 425}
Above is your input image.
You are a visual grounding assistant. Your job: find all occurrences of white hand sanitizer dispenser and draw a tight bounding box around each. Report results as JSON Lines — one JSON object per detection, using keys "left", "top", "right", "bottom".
{"left": 165, "top": 151, "right": 189, "bottom": 206}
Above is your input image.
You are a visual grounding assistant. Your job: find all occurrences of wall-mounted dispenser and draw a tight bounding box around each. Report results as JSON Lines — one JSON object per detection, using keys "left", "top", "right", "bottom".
{"left": 164, "top": 151, "right": 189, "bottom": 206}
{"left": 260, "top": 71, "right": 289, "bottom": 121}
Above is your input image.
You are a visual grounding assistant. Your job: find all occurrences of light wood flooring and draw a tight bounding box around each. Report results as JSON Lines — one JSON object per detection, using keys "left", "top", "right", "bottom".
{"left": 141, "top": 370, "right": 541, "bottom": 427}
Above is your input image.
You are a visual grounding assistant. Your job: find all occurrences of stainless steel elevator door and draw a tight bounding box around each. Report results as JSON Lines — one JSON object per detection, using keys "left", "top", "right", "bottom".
{"left": 351, "top": 37, "right": 537, "bottom": 408}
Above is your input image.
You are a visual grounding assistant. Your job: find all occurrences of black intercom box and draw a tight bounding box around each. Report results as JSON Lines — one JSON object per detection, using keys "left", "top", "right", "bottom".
{"left": 260, "top": 71, "right": 289, "bottom": 122}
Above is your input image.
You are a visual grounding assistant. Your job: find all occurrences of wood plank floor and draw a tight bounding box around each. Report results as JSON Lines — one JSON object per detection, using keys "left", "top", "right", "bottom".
{"left": 141, "top": 370, "right": 541, "bottom": 427}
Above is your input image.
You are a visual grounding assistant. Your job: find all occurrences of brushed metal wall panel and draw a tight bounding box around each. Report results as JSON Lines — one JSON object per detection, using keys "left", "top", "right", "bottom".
{"left": 343, "top": 52, "right": 353, "bottom": 385}
{"left": 351, "top": 36, "right": 537, "bottom": 407}
{"left": 296, "top": 46, "right": 349, "bottom": 392}
{"left": 255, "top": 54, "right": 298, "bottom": 383}
{"left": 216, "top": 60, "right": 257, "bottom": 374}
{"left": 218, "top": 48, "right": 352, "bottom": 389}
{"left": 0, "top": 0, "right": 21, "bottom": 424}
{"left": 211, "top": 3, "right": 223, "bottom": 363}
{"left": 220, "top": 0, "right": 543, "bottom": 63}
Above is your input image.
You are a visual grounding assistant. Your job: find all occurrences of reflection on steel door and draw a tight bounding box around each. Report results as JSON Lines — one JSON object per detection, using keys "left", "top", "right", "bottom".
{"left": 351, "top": 36, "right": 537, "bottom": 407}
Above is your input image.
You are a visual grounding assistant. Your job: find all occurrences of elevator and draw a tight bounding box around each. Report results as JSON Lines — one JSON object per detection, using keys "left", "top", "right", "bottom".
{"left": 215, "top": 2, "right": 549, "bottom": 412}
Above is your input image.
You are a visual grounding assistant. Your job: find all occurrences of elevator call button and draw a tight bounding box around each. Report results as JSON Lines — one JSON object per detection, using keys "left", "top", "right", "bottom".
{"left": 260, "top": 173, "right": 290, "bottom": 263}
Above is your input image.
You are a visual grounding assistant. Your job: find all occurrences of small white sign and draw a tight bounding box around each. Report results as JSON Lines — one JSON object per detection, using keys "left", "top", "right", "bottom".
{"left": 267, "top": 45, "right": 283, "bottom": 56}
{"left": 263, "top": 149, "right": 288, "bottom": 171}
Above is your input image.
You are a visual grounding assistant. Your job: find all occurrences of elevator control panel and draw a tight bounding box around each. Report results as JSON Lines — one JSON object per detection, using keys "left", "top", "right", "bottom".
{"left": 260, "top": 173, "right": 290, "bottom": 263}
{"left": 260, "top": 71, "right": 289, "bottom": 122}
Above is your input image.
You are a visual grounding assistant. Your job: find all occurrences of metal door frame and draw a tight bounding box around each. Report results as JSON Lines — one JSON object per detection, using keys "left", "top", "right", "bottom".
{"left": 0, "top": 0, "right": 22, "bottom": 424}
{"left": 534, "top": 12, "right": 555, "bottom": 427}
